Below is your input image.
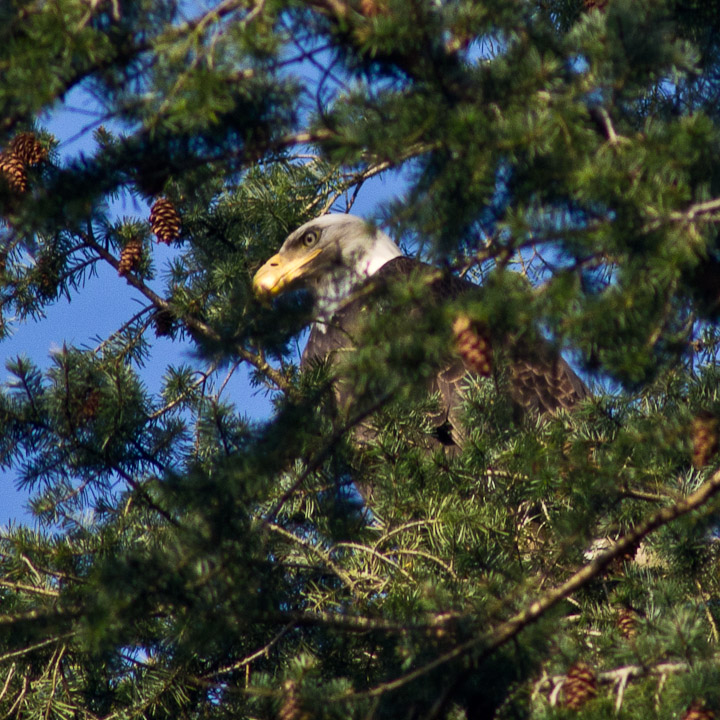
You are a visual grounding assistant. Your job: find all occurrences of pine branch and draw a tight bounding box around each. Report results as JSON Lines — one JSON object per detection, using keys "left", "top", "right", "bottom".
{"left": 206, "top": 623, "right": 295, "bottom": 678}
{"left": 0, "top": 633, "right": 74, "bottom": 664}
{"left": 0, "top": 579, "right": 59, "bottom": 597}
{"left": 370, "top": 518, "right": 441, "bottom": 547}
{"left": 619, "top": 486, "right": 676, "bottom": 503}
{"left": 0, "top": 606, "right": 78, "bottom": 626}
{"left": 644, "top": 196, "right": 720, "bottom": 232}
{"left": 148, "top": 365, "right": 217, "bottom": 420}
{"left": 332, "top": 466, "right": 720, "bottom": 701}
{"left": 0, "top": 664, "right": 16, "bottom": 705}
{"left": 80, "top": 227, "right": 291, "bottom": 392}
{"left": 695, "top": 578, "right": 720, "bottom": 644}
{"left": 267, "top": 522, "right": 360, "bottom": 595}
{"left": 3, "top": 675, "right": 28, "bottom": 719}
{"left": 104, "top": 665, "right": 184, "bottom": 720}
{"left": 264, "top": 392, "right": 392, "bottom": 522}
{"left": 536, "top": 661, "right": 689, "bottom": 694}
{"left": 92, "top": 305, "right": 155, "bottom": 356}
{"left": 390, "top": 548, "right": 457, "bottom": 580}
{"left": 153, "top": 0, "right": 268, "bottom": 126}
{"left": 285, "top": 610, "right": 452, "bottom": 633}
{"left": 672, "top": 196, "right": 720, "bottom": 221}
{"left": 332, "top": 541, "right": 414, "bottom": 582}
{"left": 303, "top": 144, "right": 434, "bottom": 216}
{"left": 479, "top": 466, "right": 720, "bottom": 658}
{"left": 535, "top": 655, "right": 720, "bottom": 711}
{"left": 159, "top": 0, "right": 253, "bottom": 40}
{"left": 110, "top": 465, "right": 178, "bottom": 527}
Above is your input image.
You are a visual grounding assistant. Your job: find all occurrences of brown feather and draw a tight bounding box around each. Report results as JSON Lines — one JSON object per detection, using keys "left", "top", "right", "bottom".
{"left": 302, "top": 257, "right": 589, "bottom": 451}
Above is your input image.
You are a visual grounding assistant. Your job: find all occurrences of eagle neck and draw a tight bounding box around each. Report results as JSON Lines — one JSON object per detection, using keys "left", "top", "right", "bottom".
{"left": 313, "top": 239, "right": 402, "bottom": 329}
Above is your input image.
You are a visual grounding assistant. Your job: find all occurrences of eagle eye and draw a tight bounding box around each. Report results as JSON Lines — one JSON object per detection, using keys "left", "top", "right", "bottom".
{"left": 302, "top": 230, "right": 318, "bottom": 247}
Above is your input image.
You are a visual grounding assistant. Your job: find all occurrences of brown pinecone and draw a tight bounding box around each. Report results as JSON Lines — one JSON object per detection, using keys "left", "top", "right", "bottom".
{"left": 358, "top": 0, "right": 387, "bottom": 17}
{"left": 453, "top": 314, "right": 493, "bottom": 377}
{"left": 0, "top": 151, "right": 27, "bottom": 193}
{"left": 153, "top": 309, "right": 175, "bottom": 337}
{"left": 563, "top": 662, "right": 597, "bottom": 710}
{"left": 10, "top": 132, "right": 47, "bottom": 166}
{"left": 616, "top": 608, "right": 637, "bottom": 639}
{"left": 682, "top": 700, "right": 715, "bottom": 720}
{"left": 118, "top": 237, "right": 143, "bottom": 277}
{"left": 584, "top": 0, "right": 609, "bottom": 10}
{"left": 149, "top": 197, "right": 181, "bottom": 244}
{"left": 77, "top": 388, "right": 101, "bottom": 423}
{"left": 35, "top": 252, "right": 61, "bottom": 298}
{"left": 692, "top": 410, "right": 719, "bottom": 468}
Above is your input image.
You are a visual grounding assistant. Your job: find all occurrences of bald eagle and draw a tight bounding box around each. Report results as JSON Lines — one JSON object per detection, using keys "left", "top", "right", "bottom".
{"left": 253, "top": 214, "right": 589, "bottom": 452}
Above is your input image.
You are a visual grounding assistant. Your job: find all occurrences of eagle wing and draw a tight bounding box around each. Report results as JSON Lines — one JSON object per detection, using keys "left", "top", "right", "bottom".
{"left": 302, "top": 257, "right": 590, "bottom": 449}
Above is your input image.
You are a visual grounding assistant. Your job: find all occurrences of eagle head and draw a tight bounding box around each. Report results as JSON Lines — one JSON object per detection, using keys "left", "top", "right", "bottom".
{"left": 252, "top": 214, "right": 402, "bottom": 313}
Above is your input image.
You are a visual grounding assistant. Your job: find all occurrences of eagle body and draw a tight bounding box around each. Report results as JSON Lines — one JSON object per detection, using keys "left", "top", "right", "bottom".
{"left": 253, "top": 214, "right": 589, "bottom": 452}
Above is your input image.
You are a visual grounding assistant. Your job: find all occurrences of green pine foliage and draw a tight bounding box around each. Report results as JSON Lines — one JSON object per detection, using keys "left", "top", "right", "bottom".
{"left": 2, "top": 0, "right": 720, "bottom": 717}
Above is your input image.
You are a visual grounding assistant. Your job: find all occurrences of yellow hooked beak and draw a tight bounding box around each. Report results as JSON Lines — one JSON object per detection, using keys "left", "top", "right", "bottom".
{"left": 252, "top": 248, "right": 323, "bottom": 299}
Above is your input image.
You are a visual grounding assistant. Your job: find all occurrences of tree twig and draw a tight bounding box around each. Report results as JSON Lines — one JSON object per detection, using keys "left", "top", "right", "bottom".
{"left": 0, "top": 579, "right": 59, "bottom": 598}
{"left": 267, "top": 523, "right": 360, "bottom": 595}
{"left": 206, "top": 623, "right": 295, "bottom": 678}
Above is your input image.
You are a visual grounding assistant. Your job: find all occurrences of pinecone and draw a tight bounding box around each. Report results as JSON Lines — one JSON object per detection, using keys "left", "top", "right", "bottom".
{"left": 563, "top": 662, "right": 597, "bottom": 710}
{"left": 118, "top": 237, "right": 143, "bottom": 277}
{"left": 149, "top": 197, "right": 181, "bottom": 244}
{"left": 682, "top": 700, "right": 715, "bottom": 720}
{"left": 616, "top": 608, "right": 637, "bottom": 639}
{"left": 692, "top": 410, "right": 718, "bottom": 468}
{"left": 35, "top": 252, "right": 61, "bottom": 298}
{"left": 77, "top": 389, "right": 101, "bottom": 423}
{"left": 358, "top": 0, "right": 386, "bottom": 17}
{"left": 0, "top": 151, "right": 27, "bottom": 193}
{"left": 153, "top": 309, "right": 175, "bottom": 338}
{"left": 453, "top": 314, "right": 493, "bottom": 377}
{"left": 10, "top": 132, "right": 47, "bottom": 166}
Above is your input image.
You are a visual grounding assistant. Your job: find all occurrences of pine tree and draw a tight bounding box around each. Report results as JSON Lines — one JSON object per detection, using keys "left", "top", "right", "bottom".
{"left": 2, "top": 0, "right": 720, "bottom": 718}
